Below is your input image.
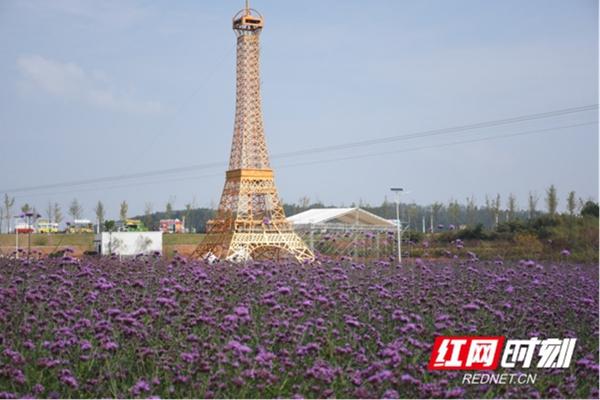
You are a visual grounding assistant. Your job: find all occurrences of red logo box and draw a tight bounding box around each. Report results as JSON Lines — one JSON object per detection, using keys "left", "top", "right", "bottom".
{"left": 428, "top": 336, "right": 505, "bottom": 370}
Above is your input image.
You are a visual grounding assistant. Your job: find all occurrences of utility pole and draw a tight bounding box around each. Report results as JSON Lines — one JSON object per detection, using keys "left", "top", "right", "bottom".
{"left": 390, "top": 188, "right": 404, "bottom": 263}
{"left": 24, "top": 212, "right": 41, "bottom": 261}
{"left": 430, "top": 207, "right": 434, "bottom": 233}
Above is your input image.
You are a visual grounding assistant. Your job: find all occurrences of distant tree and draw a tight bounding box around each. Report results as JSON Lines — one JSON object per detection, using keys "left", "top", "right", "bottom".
{"left": 491, "top": 194, "right": 501, "bottom": 226}
{"left": 68, "top": 199, "right": 83, "bottom": 220}
{"left": 577, "top": 197, "right": 586, "bottom": 214}
{"left": 0, "top": 207, "right": 4, "bottom": 233}
{"left": 484, "top": 195, "right": 493, "bottom": 225}
{"left": 448, "top": 200, "right": 460, "bottom": 226}
{"left": 53, "top": 202, "right": 63, "bottom": 225}
{"left": 104, "top": 220, "right": 116, "bottom": 232}
{"left": 299, "top": 196, "right": 310, "bottom": 208}
{"left": 3, "top": 194, "right": 15, "bottom": 232}
{"left": 183, "top": 203, "right": 193, "bottom": 230}
{"left": 45, "top": 201, "right": 54, "bottom": 223}
{"left": 466, "top": 196, "right": 477, "bottom": 226}
{"left": 431, "top": 202, "right": 443, "bottom": 232}
{"left": 21, "top": 203, "right": 32, "bottom": 214}
{"left": 507, "top": 193, "right": 517, "bottom": 222}
{"left": 566, "top": 191, "right": 576, "bottom": 216}
{"left": 379, "top": 196, "right": 394, "bottom": 218}
{"left": 119, "top": 201, "right": 128, "bottom": 222}
{"left": 144, "top": 202, "right": 153, "bottom": 230}
{"left": 545, "top": 185, "right": 558, "bottom": 216}
{"left": 95, "top": 201, "right": 105, "bottom": 231}
{"left": 407, "top": 204, "right": 418, "bottom": 230}
{"left": 165, "top": 201, "right": 173, "bottom": 219}
{"left": 581, "top": 201, "right": 599, "bottom": 218}
{"left": 528, "top": 191, "right": 539, "bottom": 219}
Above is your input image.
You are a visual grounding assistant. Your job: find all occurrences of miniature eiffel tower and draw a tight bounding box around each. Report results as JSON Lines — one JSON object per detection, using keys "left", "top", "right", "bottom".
{"left": 192, "top": 2, "right": 314, "bottom": 263}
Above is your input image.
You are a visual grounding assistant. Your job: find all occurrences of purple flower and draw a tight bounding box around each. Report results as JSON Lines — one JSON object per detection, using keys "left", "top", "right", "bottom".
{"left": 0, "top": 245, "right": 597, "bottom": 398}
{"left": 32, "top": 384, "right": 45, "bottom": 395}
{"left": 400, "top": 373, "right": 421, "bottom": 385}
{"left": 180, "top": 352, "right": 198, "bottom": 363}
{"left": 226, "top": 340, "right": 252, "bottom": 355}
{"left": 186, "top": 334, "right": 199, "bottom": 342}
{"left": 305, "top": 360, "right": 338, "bottom": 384}
{"left": 106, "top": 308, "right": 121, "bottom": 317}
{"left": 277, "top": 286, "right": 291, "bottom": 295}
{"left": 59, "top": 369, "right": 78, "bottom": 389}
{"left": 382, "top": 389, "right": 399, "bottom": 399}
{"left": 80, "top": 340, "right": 92, "bottom": 351}
{"left": 102, "top": 341, "right": 119, "bottom": 351}
{"left": 367, "top": 369, "right": 392, "bottom": 384}
{"left": 3, "top": 349, "right": 24, "bottom": 364}
{"left": 445, "top": 387, "right": 466, "bottom": 398}
{"left": 130, "top": 379, "right": 151, "bottom": 396}
{"left": 255, "top": 349, "right": 276, "bottom": 365}
{"left": 345, "top": 316, "right": 361, "bottom": 328}
{"left": 462, "top": 303, "right": 480, "bottom": 312}
{"left": 234, "top": 306, "right": 249, "bottom": 317}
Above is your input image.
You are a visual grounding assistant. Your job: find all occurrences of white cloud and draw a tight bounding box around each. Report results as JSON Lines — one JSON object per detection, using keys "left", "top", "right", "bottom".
{"left": 17, "top": 54, "right": 162, "bottom": 115}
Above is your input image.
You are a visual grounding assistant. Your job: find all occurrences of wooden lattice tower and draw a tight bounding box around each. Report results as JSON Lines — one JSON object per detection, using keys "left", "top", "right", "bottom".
{"left": 193, "top": 3, "right": 314, "bottom": 263}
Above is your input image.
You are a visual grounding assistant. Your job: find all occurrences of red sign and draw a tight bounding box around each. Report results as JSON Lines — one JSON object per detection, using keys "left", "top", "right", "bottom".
{"left": 428, "top": 336, "right": 505, "bottom": 370}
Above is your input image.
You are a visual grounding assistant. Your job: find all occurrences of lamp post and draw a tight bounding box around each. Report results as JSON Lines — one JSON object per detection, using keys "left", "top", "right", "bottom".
{"left": 390, "top": 188, "right": 404, "bottom": 263}
{"left": 14, "top": 215, "right": 20, "bottom": 259}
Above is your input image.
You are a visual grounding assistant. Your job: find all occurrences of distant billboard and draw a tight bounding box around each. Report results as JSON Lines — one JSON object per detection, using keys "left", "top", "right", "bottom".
{"left": 95, "top": 232, "right": 162, "bottom": 256}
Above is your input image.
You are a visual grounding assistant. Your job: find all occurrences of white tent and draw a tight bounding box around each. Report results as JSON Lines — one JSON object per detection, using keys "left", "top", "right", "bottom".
{"left": 287, "top": 208, "right": 396, "bottom": 259}
{"left": 288, "top": 207, "right": 394, "bottom": 228}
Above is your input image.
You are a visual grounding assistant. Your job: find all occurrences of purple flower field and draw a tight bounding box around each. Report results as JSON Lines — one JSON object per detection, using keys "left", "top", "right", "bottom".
{"left": 0, "top": 253, "right": 598, "bottom": 399}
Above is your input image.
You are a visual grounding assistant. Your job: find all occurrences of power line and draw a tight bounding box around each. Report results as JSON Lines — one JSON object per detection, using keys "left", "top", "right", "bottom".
{"left": 2, "top": 104, "right": 597, "bottom": 194}
{"left": 143, "top": 43, "right": 236, "bottom": 153}
{"left": 277, "top": 121, "right": 598, "bottom": 169}
{"left": 14, "top": 120, "right": 596, "bottom": 199}
{"left": 273, "top": 104, "right": 598, "bottom": 158}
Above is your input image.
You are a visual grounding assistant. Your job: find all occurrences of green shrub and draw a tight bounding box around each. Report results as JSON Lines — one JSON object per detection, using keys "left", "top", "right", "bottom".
{"left": 581, "top": 201, "right": 599, "bottom": 218}
{"left": 404, "top": 230, "right": 424, "bottom": 243}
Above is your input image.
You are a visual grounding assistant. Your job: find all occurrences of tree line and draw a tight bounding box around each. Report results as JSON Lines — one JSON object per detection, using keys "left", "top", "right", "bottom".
{"left": 0, "top": 185, "right": 597, "bottom": 234}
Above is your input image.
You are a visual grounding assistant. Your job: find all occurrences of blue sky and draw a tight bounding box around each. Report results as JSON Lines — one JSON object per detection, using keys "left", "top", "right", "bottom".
{"left": 0, "top": 0, "right": 597, "bottom": 220}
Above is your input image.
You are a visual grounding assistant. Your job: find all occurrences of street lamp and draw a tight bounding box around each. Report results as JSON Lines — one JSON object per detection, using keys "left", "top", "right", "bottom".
{"left": 14, "top": 215, "right": 20, "bottom": 259}
{"left": 390, "top": 188, "right": 404, "bottom": 263}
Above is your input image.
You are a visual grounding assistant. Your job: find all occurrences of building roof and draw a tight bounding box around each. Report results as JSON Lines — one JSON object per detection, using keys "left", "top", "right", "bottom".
{"left": 287, "top": 207, "right": 394, "bottom": 227}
